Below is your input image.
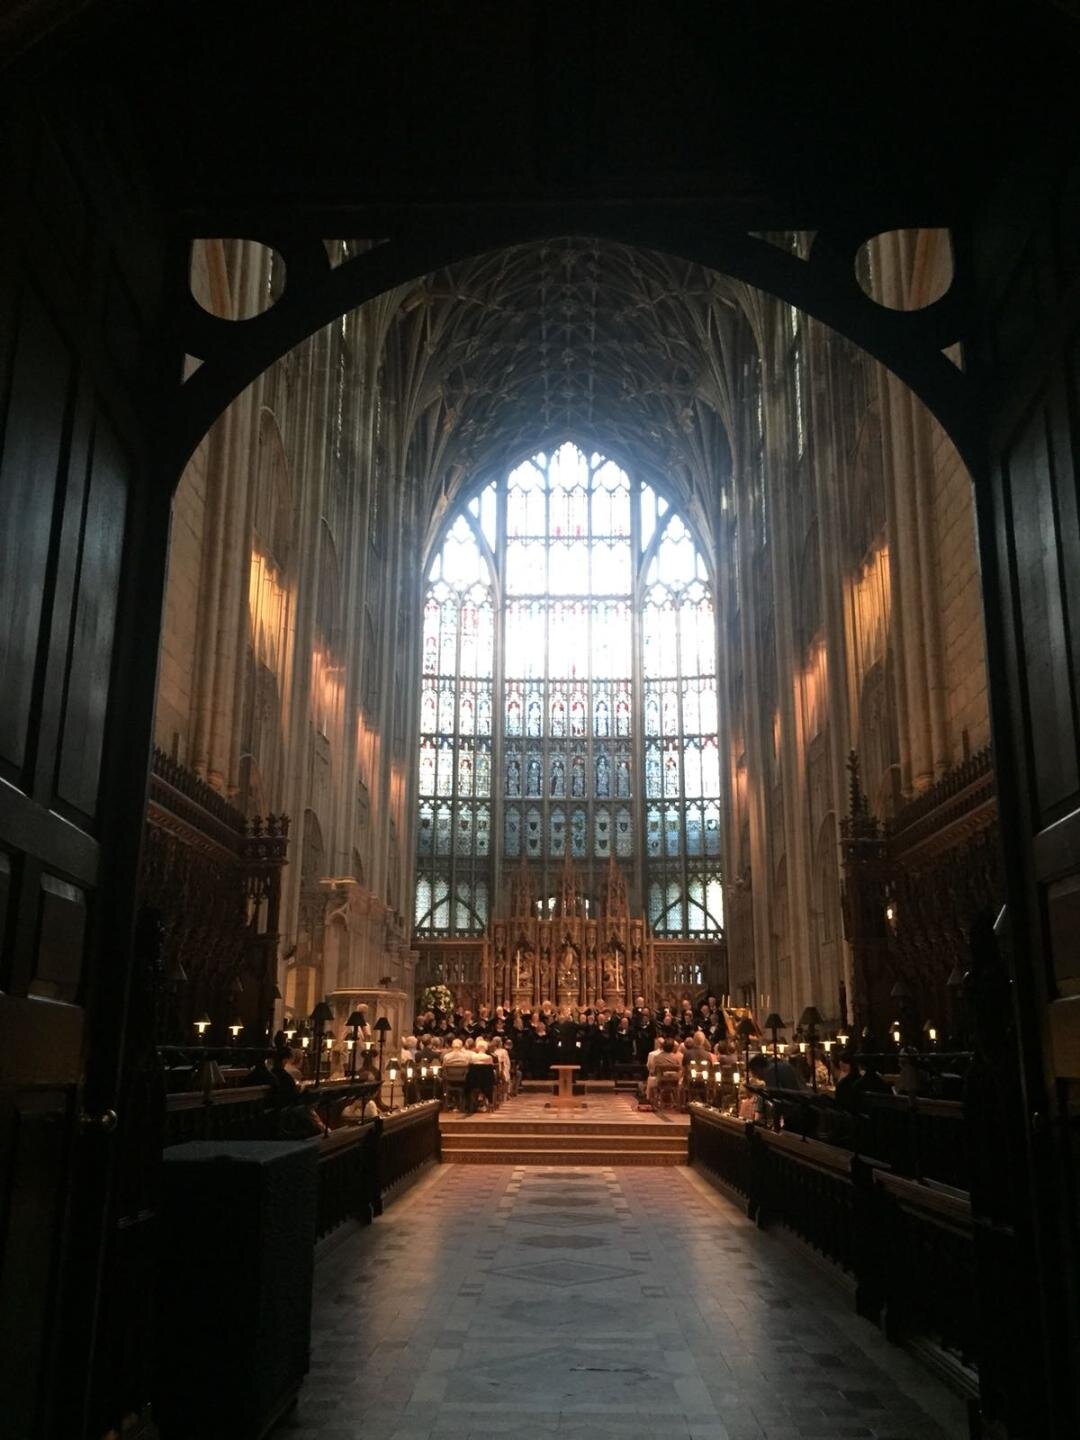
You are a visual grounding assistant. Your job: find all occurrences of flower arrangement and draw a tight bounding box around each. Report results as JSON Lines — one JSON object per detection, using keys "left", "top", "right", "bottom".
{"left": 420, "top": 984, "right": 454, "bottom": 1016}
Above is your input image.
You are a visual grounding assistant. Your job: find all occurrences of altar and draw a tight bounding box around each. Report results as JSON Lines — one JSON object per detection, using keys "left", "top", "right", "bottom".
{"left": 415, "top": 853, "right": 727, "bottom": 1014}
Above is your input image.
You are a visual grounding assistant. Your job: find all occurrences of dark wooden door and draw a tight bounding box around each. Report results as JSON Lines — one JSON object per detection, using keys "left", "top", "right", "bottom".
{"left": 969, "top": 144, "right": 1080, "bottom": 1439}
{"left": 0, "top": 94, "right": 171, "bottom": 1440}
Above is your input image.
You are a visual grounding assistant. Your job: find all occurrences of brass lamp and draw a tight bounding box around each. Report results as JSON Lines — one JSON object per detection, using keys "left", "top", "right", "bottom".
{"left": 346, "top": 1009, "right": 367, "bottom": 1077}
{"left": 374, "top": 1014, "right": 392, "bottom": 1082}
{"left": 310, "top": 999, "right": 334, "bottom": 1086}
{"left": 763, "top": 1011, "right": 785, "bottom": 1065}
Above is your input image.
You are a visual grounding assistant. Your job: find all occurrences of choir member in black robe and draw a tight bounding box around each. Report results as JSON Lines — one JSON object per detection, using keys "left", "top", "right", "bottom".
{"left": 634, "top": 1009, "right": 657, "bottom": 1065}
{"left": 610, "top": 1018, "right": 635, "bottom": 1072}
{"left": 552, "top": 1012, "right": 579, "bottom": 1065}
{"left": 529, "top": 1021, "right": 554, "bottom": 1078}
{"left": 580, "top": 1014, "right": 604, "bottom": 1078}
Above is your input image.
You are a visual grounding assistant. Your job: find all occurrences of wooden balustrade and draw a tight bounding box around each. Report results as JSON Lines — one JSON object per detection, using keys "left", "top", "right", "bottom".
{"left": 316, "top": 1123, "right": 381, "bottom": 1238}
{"left": 380, "top": 1102, "right": 442, "bottom": 1194}
{"left": 164, "top": 1078, "right": 381, "bottom": 1147}
{"left": 873, "top": 1172, "right": 977, "bottom": 1366}
{"left": 165, "top": 1085, "right": 441, "bottom": 1242}
{"left": 689, "top": 1104, "right": 979, "bottom": 1393}
{"left": 753, "top": 1085, "right": 967, "bottom": 1191}
{"left": 687, "top": 1108, "right": 753, "bottom": 1202}
{"left": 756, "top": 1128, "right": 857, "bottom": 1272}
{"left": 315, "top": 1101, "right": 441, "bottom": 1238}
{"left": 857, "top": 1093, "right": 968, "bottom": 1190}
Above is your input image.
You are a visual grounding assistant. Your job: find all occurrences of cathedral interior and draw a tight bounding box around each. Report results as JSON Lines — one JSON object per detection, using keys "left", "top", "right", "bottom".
{"left": 2, "top": 5, "right": 1080, "bottom": 1440}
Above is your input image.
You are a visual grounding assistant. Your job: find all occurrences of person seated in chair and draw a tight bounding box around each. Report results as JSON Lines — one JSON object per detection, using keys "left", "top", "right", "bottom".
{"left": 682, "top": 1030, "right": 712, "bottom": 1071}
{"left": 646, "top": 1038, "right": 683, "bottom": 1099}
{"left": 465, "top": 1037, "right": 496, "bottom": 1112}
{"left": 747, "top": 1051, "right": 805, "bottom": 1092}
{"left": 441, "top": 1037, "right": 471, "bottom": 1079}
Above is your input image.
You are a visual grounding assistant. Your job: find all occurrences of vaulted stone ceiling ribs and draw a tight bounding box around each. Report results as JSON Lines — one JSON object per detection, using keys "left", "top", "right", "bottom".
{"left": 377, "top": 238, "right": 751, "bottom": 555}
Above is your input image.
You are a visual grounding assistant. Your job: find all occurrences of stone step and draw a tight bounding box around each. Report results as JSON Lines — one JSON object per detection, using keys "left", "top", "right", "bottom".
{"left": 441, "top": 1145, "right": 686, "bottom": 1166}
{"left": 441, "top": 1130, "right": 685, "bottom": 1149}
{"left": 439, "top": 1122, "right": 685, "bottom": 1138}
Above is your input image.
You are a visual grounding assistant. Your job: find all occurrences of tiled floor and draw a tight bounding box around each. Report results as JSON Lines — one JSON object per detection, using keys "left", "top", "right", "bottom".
{"left": 287, "top": 1163, "right": 969, "bottom": 1440}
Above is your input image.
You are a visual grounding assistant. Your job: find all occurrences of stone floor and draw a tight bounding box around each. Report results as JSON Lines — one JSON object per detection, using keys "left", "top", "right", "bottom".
{"left": 285, "top": 1163, "right": 970, "bottom": 1440}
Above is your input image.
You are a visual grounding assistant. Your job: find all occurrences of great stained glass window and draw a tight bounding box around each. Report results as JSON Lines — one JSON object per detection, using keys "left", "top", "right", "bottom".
{"left": 415, "top": 443, "right": 723, "bottom": 937}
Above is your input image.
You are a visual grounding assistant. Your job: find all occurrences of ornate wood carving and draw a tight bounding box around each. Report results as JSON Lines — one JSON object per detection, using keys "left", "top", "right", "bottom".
{"left": 138, "top": 748, "right": 290, "bottom": 1045}
{"left": 841, "top": 747, "right": 1000, "bottom": 1041}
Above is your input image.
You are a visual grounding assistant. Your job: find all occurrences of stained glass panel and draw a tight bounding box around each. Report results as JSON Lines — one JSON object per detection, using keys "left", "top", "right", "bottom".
{"left": 646, "top": 805, "right": 662, "bottom": 857}
{"left": 416, "top": 442, "right": 721, "bottom": 937}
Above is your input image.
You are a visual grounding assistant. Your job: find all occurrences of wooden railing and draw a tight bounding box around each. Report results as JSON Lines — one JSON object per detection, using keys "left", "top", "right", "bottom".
{"left": 315, "top": 1102, "right": 441, "bottom": 1238}
{"left": 166, "top": 1084, "right": 442, "bottom": 1242}
{"left": 164, "top": 1078, "right": 381, "bottom": 1147}
{"left": 755, "top": 1086, "right": 968, "bottom": 1191}
{"left": 380, "top": 1101, "right": 442, "bottom": 1194}
{"left": 316, "top": 1123, "right": 381, "bottom": 1238}
{"left": 689, "top": 1105, "right": 978, "bottom": 1387}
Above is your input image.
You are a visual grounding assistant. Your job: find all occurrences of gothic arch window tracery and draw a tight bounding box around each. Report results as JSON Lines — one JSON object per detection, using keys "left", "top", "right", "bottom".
{"left": 415, "top": 442, "right": 723, "bottom": 938}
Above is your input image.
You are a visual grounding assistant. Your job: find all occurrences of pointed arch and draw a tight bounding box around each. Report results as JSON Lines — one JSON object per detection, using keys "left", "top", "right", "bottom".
{"left": 414, "top": 440, "right": 723, "bottom": 939}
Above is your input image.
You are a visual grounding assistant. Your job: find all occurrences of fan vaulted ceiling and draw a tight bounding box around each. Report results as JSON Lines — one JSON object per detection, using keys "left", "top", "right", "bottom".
{"left": 381, "top": 238, "right": 752, "bottom": 555}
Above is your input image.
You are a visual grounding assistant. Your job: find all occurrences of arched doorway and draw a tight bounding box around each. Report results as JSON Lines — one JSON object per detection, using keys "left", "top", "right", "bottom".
{"left": 3, "top": 8, "right": 1079, "bottom": 1437}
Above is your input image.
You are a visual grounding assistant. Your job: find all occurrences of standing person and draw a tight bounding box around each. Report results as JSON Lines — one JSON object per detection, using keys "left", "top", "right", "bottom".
{"left": 554, "top": 1006, "right": 580, "bottom": 1064}
{"left": 610, "top": 1016, "right": 634, "bottom": 1073}
{"left": 529, "top": 1020, "right": 553, "bottom": 1079}
{"left": 633, "top": 1007, "right": 657, "bottom": 1066}
{"left": 580, "top": 1011, "right": 603, "bottom": 1079}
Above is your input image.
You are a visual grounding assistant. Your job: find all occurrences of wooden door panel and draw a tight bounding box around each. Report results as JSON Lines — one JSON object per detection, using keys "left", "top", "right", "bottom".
{"left": 0, "top": 1090, "right": 74, "bottom": 1440}
{"left": 56, "top": 412, "right": 128, "bottom": 820}
{"left": 0, "top": 85, "right": 169, "bottom": 1435}
{"left": 31, "top": 872, "right": 87, "bottom": 1004}
{"left": 0, "top": 990, "right": 83, "bottom": 1438}
{"left": 1005, "top": 397, "right": 1080, "bottom": 819}
{"left": 0, "top": 285, "right": 72, "bottom": 775}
